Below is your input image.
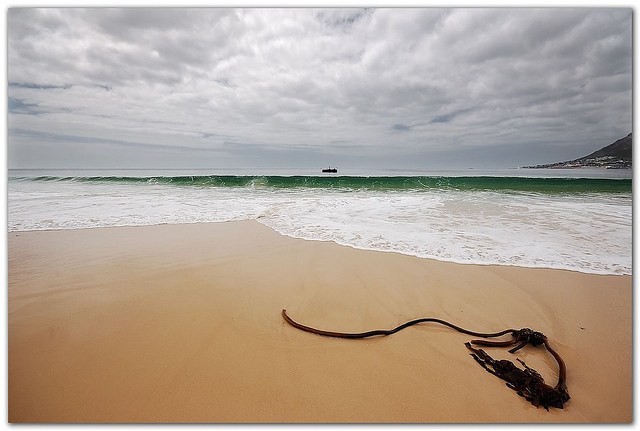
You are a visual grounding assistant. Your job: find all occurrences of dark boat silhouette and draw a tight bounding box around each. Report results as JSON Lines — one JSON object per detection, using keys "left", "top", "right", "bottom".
{"left": 322, "top": 167, "right": 338, "bottom": 173}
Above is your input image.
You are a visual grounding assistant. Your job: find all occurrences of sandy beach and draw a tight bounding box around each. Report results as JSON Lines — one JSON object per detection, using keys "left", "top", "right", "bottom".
{"left": 7, "top": 220, "right": 631, "bottom": 423}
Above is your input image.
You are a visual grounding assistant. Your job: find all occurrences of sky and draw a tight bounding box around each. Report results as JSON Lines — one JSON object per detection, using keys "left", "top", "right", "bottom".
{"left": 6, "top": 7, "right": 633, "bottom": 170}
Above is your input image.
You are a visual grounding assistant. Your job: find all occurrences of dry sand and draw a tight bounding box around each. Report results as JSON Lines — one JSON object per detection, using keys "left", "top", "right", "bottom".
{"left": 7, "top": 221, "right": 632, "bottom": 423}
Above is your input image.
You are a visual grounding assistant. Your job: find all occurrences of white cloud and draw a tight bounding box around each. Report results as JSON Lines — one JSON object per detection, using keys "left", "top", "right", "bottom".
{"left": 7, "top": 7, "right": 632, "bottom": 169}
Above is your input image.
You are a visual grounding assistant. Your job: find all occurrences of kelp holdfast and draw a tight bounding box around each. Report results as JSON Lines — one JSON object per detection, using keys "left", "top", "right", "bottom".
{"left": 281, "top": 309, "right": 570, "bottom": 411}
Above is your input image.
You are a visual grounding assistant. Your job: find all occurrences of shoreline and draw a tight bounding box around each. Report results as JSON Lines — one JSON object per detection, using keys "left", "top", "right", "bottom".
{"left": 8, "top": 220, "right": 632, "bottom": 422}
{"left": 8, "top": 221, "right": 630, "bottom": 277}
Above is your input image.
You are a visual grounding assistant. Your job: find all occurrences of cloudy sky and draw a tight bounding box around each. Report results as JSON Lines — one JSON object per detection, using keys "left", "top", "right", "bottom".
{"left": 7, "top": 7, "right": 632, "bottom": 170}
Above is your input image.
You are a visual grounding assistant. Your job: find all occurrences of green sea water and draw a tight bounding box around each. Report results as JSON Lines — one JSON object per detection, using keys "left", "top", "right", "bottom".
{"left": 12, "top": 174, "right": 632, "bottom": 194}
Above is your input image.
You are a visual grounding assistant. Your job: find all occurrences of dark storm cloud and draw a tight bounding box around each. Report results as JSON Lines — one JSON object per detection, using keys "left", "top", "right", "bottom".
{"left": 9, "top": 82, "right": 72, "bottom": 90}
{"left": 430, "top": 108, "right": 475, "bottom": 124}
{"left": 8, "top": 98, "right": 41, "bottom": 115}
{"left": 392, "top": 124, "right": 411, "bottom": 132}
{"left": 7, "top": 7, "right": 632, "bottom": 169}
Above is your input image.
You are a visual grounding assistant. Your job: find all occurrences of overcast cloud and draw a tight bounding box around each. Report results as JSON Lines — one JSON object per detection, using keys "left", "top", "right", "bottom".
{"left": 7, "top": 8, "right": 632, "bottom": 170}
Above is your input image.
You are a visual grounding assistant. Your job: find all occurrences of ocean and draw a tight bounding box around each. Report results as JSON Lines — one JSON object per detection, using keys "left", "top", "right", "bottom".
{"left": 8, "top": 167, "right": 632, "bottom": 276}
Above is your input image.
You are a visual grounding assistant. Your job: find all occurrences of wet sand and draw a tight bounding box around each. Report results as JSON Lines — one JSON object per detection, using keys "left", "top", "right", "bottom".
{"left": 8, "top": 221, "right": 632, "bottom": 422}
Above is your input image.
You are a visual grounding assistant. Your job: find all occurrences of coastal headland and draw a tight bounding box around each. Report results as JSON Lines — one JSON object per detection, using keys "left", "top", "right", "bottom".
{"left": 522, "top": 133, "right": 632, "bottom": 170}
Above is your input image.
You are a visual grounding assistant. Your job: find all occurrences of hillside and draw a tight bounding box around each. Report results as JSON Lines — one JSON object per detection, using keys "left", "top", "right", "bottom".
{"left": 578, "top": 133, "right": 632, "bottom": 162}
{"left": 523, "top": 133, "right": 632, "bottom": 169}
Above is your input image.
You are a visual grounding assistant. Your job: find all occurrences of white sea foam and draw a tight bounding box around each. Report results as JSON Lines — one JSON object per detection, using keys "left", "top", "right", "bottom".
{"left": 8, "top": 177, "right": 632, "bottom": 275}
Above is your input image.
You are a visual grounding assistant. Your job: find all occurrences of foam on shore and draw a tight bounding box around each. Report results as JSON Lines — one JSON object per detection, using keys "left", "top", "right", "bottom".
{"left": 8, "top": 176, "right": 632, "bottom": 275}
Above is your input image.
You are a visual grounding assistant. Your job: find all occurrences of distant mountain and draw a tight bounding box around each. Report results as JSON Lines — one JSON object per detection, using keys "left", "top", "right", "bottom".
{"left": 578, "top": 133, "right": 632, "bottom": 162}
{"left": 523, "top": 133, "right": 632, "bottom": 169}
